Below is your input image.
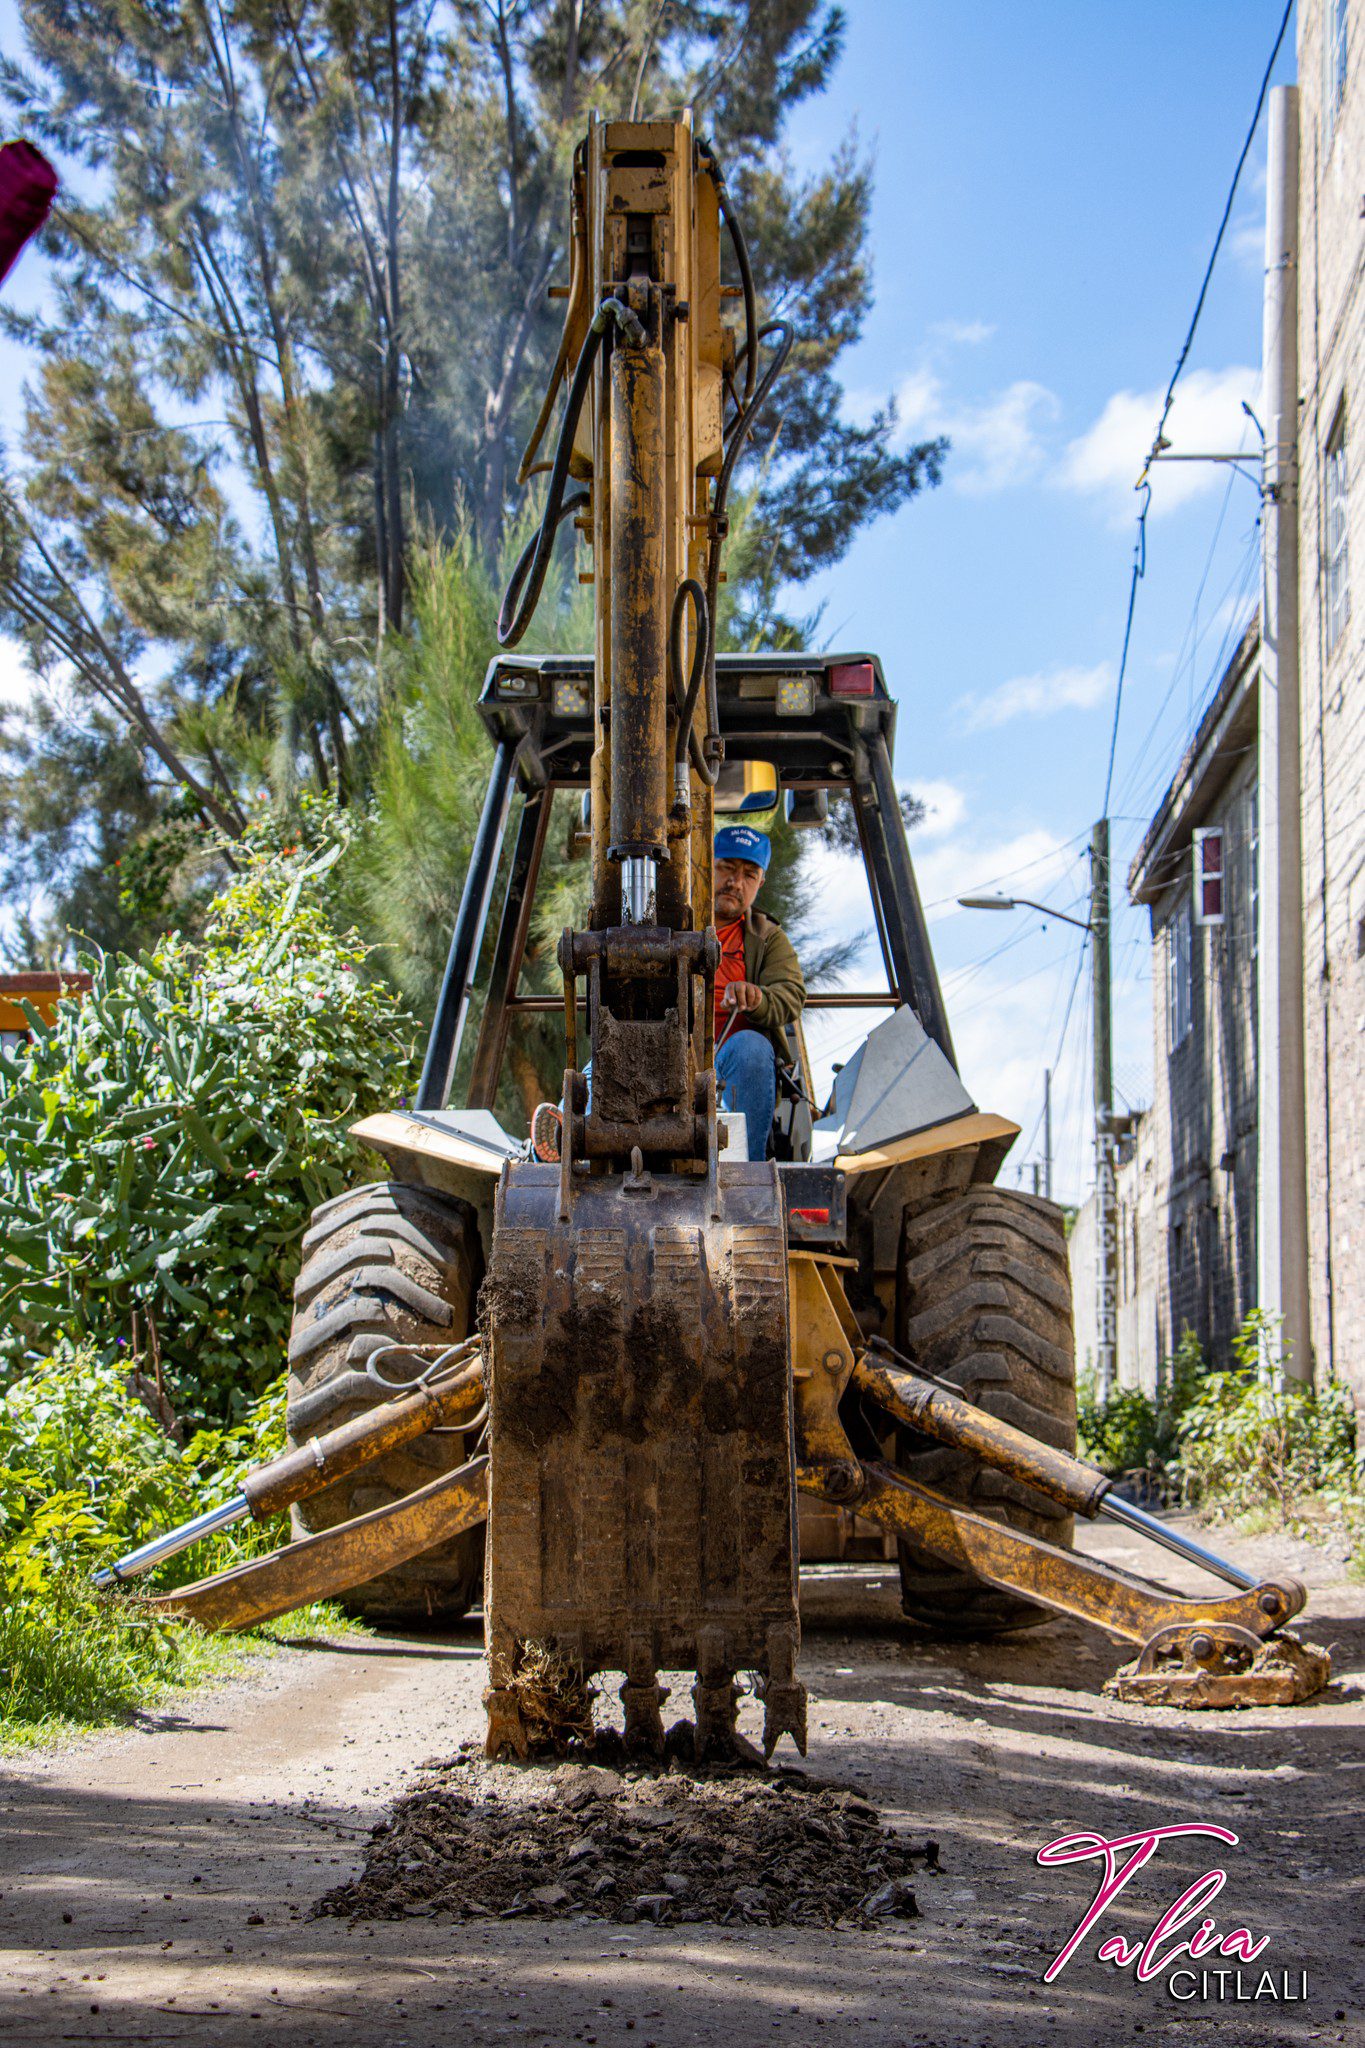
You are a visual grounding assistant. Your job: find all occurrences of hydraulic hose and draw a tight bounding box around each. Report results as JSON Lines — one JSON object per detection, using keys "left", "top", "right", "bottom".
{"left": 718, "top": 178, "right": 758, "bottom": 410}
{"left": 699, "top": 142, "right": 758, "bottom": 413}
{"left": 497, "top": 297, "right": 645, "bottom": 649}
{"left": 697, "top": 318, "right": 794, "bottom": 763}
{"left": 668, "top": 576, "right": 713, "bottom": 791}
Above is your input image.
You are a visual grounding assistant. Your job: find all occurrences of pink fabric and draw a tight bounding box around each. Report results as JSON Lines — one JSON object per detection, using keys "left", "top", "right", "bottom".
{"left": 0, "top": 140, "right": 57, "bottom": 289}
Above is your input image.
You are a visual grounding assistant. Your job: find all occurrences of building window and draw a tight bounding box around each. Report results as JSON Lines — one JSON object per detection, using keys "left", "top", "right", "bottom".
{"left": 1326, "top": 0, "right": 1350, "bottom": 153}
{"left": 1193, "top": 827, "right": 1225, "bottom": 925}
{"left": 1326, "top": 407, "right": 1350, "bottom": 653}
{"left": 1167, "top": 897, "right": 1193, "bottom": 1051}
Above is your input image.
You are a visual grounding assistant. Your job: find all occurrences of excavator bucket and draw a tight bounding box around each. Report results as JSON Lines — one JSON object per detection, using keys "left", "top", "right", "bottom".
{"left": 482, "top": 1160, "right": 803, "bottom": 1758}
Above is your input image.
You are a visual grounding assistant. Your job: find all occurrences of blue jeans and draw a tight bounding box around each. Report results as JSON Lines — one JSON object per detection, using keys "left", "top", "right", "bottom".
{"left": 579, "top": 1031, "right": 777, "bottom": 1160}
{"left": 716, "top": 1029, "right": 777, "bottom": 1161}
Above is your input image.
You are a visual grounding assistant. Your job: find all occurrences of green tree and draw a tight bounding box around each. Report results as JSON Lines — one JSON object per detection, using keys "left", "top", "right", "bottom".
{"left": 0, "top": 828, "right": 418, "bottom": 1416}
{"left": 0, "top": 0, "right": 943, "bottom": 958}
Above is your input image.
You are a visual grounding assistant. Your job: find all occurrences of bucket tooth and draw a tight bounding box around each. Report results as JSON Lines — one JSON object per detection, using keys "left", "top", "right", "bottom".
{"left": 484, "top": 1686, "right": 530, "bottom": 1760}
{"left": 759, "top": 1680, "right": 808, "bottom": 1758}
{"left": 692, "top": 1671, "right": 740, "bottom": 1758}
{"left": 757, "top": 1623, "right": 807, "bottom": 1757}
{"left": 621, "top": 1636, "right": 669, "bottom": 1754}
{"left": 621, "top": 1677, "right": 670, "bottom": 1755}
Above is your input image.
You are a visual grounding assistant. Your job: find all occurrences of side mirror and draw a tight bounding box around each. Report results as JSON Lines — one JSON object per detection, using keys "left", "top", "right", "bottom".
{"left": 715, "top": 759, "right": 779, "bottom": 814}
{"left": 785, "top": 789, "right": 828, "bottom": 829}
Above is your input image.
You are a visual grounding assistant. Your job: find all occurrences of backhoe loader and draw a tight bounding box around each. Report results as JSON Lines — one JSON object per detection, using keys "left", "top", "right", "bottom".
{"left": 102, "top": 113, "right": 1329, "bottom": 1736}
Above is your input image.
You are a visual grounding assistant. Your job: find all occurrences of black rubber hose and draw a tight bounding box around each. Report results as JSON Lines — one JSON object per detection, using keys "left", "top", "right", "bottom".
{"left": 716, "top": 177, "right": 758, "bottom": 410}
{"left": 497, "top": 302, "right": 638, "bottom": 648}
{"left": 669, "top": 576, "right": 711, "bottom": 779}
{"left": 496, "top": 487, "right": 590, "bottom": 649}
{"left": 699, "top": 319, "right": 794, "bottom": 756}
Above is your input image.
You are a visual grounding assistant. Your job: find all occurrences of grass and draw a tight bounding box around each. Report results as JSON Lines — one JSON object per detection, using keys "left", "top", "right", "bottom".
{"left": 0, "top": 1350, "right": 375, "bottom": 1751}
{"left": 0, "top": 1573, "right": 369, "bottom": 1753}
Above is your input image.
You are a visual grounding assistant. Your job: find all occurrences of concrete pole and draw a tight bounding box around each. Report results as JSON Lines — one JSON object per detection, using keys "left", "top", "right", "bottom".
{"left": 1257, "top": 84, "right": 1312, "bottom": 1384}
{"left": 1043, "top": 1066, "right": 1053, "bottom": 1203}
{"left": 1092, "top": 818, "right": 1117, "bottom": 1401}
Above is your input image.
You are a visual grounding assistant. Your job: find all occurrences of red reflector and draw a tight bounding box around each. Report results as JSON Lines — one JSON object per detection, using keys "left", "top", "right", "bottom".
{"left": 829, "top": 660, "right": 875, "bottom": 697}
{"left": 790, "top": 1207, "right": 831, "bottom": 1224}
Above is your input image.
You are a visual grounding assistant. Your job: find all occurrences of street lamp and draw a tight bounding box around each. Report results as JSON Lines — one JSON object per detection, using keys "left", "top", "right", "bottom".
{"left": 957, "top": 893, "right": 1093, "bottom": 933}
{"left": 958, "top": 824, "right": 1118, "bottom": 1400}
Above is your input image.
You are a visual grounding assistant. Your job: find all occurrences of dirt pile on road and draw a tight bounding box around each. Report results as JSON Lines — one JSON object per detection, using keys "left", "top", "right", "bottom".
{"left": 316, "top": 1756, "right": 936, "bottom": 1930}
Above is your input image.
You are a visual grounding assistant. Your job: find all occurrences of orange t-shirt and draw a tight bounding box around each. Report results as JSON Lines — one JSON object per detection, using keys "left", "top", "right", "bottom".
{"left": 715, "top": 917, "right": 747, "bottom": 1034}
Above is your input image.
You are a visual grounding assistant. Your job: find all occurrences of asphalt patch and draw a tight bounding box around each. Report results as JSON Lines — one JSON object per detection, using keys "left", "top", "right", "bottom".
{"left": 315, "top": 1755, "right": 937, "bottom": 1930}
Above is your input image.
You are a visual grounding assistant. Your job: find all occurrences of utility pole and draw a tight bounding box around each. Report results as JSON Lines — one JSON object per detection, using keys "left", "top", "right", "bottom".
{"left": 1258, "top": 85, "right": 1312, "bottom": 1383}
{"left": 1043, "top": 1067, "right": 1053, "bottom": 1203}
{"left": 1091, "top": 819, "right": 1117, "bottom": 1403}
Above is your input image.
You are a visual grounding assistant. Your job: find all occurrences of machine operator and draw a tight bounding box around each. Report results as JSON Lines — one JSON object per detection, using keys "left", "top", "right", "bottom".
{"left": 712, "top": 824, "right": 805, "bottom": 1158}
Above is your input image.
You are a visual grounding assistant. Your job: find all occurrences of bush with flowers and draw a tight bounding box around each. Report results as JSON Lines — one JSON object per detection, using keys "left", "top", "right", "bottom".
{"left": 0, "top": 824, "right": 419, "bottom": 1420}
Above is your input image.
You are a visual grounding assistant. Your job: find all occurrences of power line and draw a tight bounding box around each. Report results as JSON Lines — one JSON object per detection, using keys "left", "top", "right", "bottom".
{"left": 1141, "top": 0, "right": 1295, "bottom": 480}
{"left": 1100, "top": 0, "right": 1295, "bottom": 816}
{"left": 922, "top": 826, "right": 1092, "bottom": 912}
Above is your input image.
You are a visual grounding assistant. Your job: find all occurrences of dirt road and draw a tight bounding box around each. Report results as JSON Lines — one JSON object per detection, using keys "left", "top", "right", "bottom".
{"left": 2, "top": 1516, "right": 1361, "bottom": 2046}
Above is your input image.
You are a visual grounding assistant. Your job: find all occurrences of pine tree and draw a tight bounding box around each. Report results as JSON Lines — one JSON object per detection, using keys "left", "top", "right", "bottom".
{"left": 0, "top": 0, "right": 945, "bottom": 963}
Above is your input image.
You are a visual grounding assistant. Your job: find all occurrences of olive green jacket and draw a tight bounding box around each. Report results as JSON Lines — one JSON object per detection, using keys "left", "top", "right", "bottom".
{"left": 739, "top": 909, "right": 805, "bottom": 1057}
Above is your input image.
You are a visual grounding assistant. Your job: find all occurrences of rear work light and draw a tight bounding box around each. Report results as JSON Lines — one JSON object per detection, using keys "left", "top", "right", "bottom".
{"left": 829, "top": 661, "right": 875, "bottom": 697}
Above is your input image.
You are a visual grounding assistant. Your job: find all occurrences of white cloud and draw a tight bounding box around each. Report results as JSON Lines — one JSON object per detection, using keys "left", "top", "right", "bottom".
{"left": 890, "top": 365, "right": 945, "bottom": 436}
{"left": 906, "top": 777, "right": 967, "bottom": 838}
{"left": 1228, "top": 213, "right": 1264, "bottom": 272}
{"left": 962, "top": 660, "right": 1112, "bottom": 732}
{"left": 0, "top": 634, "right": 38, "bottom": 708}
{"left": 932, "top": 318, "right": 996, "bottom": 346}
{"left": 1057, "top": 364, "right": 1260, "bottom": 523}
{"left": 951, "top": 381, "right": 1060, "bottom": 494}
{"left": 891, "top": 370, "right": 1060, "bottom": 494}
{"left": 913, "top": 825, "right": 1078, "bottom": 926}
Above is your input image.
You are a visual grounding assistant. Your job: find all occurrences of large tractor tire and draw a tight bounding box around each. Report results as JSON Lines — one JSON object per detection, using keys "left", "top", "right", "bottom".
{"left": 285, "top": 1180, "right": 484, "bottom": 1624}
{"left": 893, "top": 1185, "right": 1076, "bottom": 1637}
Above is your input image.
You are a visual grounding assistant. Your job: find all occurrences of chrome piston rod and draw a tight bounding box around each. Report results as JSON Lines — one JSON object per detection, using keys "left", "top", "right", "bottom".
{"left": 1095, "top": 1493, "right": 1257, "bottom": 1591}
{"left": 93, "top": 1493, "right": 249, "bottom": 1591}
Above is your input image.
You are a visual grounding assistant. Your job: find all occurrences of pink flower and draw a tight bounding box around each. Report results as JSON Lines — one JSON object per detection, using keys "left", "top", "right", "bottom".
{"left": 245, "top": 1169, "right": 259, "bottom": 1181}
{"left": 142, "top": 1136, "right": 156, "bottom": 1149}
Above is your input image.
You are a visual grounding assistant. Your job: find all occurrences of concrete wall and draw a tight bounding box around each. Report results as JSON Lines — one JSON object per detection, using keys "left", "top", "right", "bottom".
{"left": 1298, "top": 0, "right": 1365, "bottom": 1403}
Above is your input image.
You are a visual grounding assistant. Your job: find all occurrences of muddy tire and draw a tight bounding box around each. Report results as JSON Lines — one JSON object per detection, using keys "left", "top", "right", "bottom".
{"left": 893, "top": 1185, "right": 1076, "bottom": 1636}
{"left": 285, "top": 1180, "right": 484, "bottom": 1624}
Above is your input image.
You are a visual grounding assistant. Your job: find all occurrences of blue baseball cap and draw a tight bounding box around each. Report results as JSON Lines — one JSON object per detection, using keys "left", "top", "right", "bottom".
{"left": 714, "top": 824, "right": 771, "bottom": 871}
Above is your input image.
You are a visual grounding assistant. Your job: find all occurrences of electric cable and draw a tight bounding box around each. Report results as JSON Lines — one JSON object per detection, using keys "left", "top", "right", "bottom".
{"left": 1100, "top": 0, "right": 1295, "bottom": 815}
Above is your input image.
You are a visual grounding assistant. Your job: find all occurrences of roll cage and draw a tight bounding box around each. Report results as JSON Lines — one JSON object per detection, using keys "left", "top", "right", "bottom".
{"left": 416, "top": 650, "right": 953, "bottom": 1117}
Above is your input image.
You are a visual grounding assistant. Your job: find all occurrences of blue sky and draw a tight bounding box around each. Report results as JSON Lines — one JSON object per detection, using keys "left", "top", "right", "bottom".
{"left": 783, "top": 0, "right": 1293, "bottom": 1195}
{"left": 0, "top": 1, "right": 1294, "bottom": 1194}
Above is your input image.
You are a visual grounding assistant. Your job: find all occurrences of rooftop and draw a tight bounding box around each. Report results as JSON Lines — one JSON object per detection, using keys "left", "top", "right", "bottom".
{"left": 1128, "top": 614, "right": 1259, "bottom": 908}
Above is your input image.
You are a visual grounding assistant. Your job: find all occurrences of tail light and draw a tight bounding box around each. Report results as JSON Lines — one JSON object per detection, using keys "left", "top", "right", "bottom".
{"left": 829, "top": 661, "right": 876, "bottom": 698}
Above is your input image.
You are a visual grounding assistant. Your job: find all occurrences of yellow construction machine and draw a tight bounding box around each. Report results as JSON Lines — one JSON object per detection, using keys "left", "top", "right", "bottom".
{"left": 100, "top": 115, "right": 1328, "bottom": 1736}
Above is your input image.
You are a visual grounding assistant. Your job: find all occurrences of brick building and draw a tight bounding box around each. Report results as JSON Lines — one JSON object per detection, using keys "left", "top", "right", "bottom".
{"left": 1297, "top": 0, "right": 1365, "bottom": 1405}
{"left": 1071, "top": 626, "right": 1260, "bottom": 1395}
{"left": 1074, "top": 6, "right": 1365, "bottom": 1411}
{"left": 1129, "top": 623, "right": 1261, "bottom": 1380}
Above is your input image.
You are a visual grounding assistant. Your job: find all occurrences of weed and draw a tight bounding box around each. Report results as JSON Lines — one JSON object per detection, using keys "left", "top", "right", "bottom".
{"left": 0, "top": 1349, "right": 364, "bottom": 1746}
